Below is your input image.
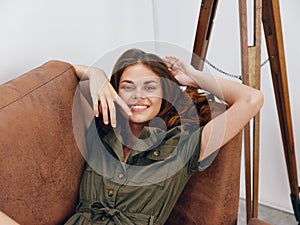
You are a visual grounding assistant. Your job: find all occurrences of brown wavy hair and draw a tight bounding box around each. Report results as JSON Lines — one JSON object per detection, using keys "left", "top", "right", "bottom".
{"left": 104, "top": 48, "right": 211, "bottom": 130}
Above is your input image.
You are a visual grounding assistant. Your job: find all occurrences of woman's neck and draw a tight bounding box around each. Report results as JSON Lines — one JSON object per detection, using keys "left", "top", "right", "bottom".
{"left": 129, "top": 122, "right": 146, "bottom": 137}
{"left": 122, "top": 122, "right": 146, "bottom": 163}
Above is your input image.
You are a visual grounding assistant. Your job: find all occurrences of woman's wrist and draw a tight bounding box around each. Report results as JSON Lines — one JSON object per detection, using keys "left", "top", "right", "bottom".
{"left": 187, "top": 69, "right": 203, "bottom": 89}
{"left": 74, "top": 65, "right": 106, "bottom": 81}
{"left": 89, "top": 67, "right": 106, "bottom": 80}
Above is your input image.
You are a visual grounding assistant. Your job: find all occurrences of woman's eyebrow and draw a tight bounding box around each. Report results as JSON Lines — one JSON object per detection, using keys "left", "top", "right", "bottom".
{"left": 120, "top": 80, "right": 134, "bottom": 84}
{"left": 120, "top": 80, "right": 159, "bottom": 84}
{"left": 144, "top": 80, "right": 158, "bottom": 84}
{"left": 144, "top": 80, "right": 159, "bottom": 85}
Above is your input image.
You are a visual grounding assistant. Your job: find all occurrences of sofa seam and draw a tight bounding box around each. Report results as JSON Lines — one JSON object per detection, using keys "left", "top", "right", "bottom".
{"left": 0, "top": 63, "right": 75, "bottom": 110}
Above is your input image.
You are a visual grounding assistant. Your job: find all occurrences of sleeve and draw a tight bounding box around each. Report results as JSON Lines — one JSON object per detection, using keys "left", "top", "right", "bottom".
{"left": 85, "top": 118, "right": 108, "bottom": 162}
{"left": 184, "top": 126, "right": 202, "bottom": 174}
{"left": 185, "top": 126, "right": 219, "bottom": 174}
{"left": 197, "top": 149, "right": 219, "bottom": 171}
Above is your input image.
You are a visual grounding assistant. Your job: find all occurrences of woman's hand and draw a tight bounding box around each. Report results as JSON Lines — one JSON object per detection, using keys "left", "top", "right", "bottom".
{"left": 163, "top": 56, "right": 199, "bottom": 88}
{"left": 74, "top": 65, "right": 131, "bottom": 127}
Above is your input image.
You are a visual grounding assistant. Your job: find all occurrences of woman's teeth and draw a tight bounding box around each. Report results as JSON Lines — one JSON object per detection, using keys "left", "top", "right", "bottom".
{"left": 131, "top": 105, "right": 148, "bottom": 109}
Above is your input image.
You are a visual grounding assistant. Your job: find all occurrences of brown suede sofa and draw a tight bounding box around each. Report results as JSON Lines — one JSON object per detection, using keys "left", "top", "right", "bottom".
{"left": 0, "top": 60, "right": 244, "bottom": 225}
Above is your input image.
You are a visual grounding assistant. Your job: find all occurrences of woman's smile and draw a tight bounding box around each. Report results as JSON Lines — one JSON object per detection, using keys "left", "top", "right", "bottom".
{"left": 129, "top": 104, "right": 150, "bottom": 112}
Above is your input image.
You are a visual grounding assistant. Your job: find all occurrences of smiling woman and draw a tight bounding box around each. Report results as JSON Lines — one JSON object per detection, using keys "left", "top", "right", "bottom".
{"left": 65, "top": 48, "right": 263, "bottom": 225}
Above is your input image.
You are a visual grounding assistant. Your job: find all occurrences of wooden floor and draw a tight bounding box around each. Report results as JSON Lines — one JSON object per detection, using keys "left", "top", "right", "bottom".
{"left": 238, "top": 198, "right": 298, "bottom": 225}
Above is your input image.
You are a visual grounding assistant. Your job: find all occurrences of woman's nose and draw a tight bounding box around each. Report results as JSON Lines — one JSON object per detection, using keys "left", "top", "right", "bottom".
{"left": 132, "top": 88, "right": 145, "bottom": 99}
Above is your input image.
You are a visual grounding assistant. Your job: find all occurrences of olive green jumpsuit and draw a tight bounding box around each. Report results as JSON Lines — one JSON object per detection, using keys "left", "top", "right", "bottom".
{"left": 65, "top": 121, "right": 216, "bottom": 225}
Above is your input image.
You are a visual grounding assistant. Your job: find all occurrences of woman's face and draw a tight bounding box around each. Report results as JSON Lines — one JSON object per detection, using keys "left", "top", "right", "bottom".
{"left": 118, "top": 63, "right": 163, "bottom": 126}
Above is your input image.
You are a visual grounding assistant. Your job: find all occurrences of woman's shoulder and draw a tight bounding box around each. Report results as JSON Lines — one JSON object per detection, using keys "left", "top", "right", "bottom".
{"left": 161, "top": 124, "right": 203, "bottom": 146}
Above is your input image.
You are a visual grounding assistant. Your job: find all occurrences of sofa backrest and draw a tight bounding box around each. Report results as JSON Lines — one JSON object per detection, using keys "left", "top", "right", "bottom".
{"left": 0, "top": 61, "right": 85, "bottom": 224}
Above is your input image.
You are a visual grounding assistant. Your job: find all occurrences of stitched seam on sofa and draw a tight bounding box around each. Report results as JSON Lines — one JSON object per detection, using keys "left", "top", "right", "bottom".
{"left": 0, "top": 64, "right": 75, "bottom": 110}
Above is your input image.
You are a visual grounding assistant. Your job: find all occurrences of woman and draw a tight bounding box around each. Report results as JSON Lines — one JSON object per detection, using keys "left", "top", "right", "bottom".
{"left": 65, "top": 49, "right": 263, "bottom": 224}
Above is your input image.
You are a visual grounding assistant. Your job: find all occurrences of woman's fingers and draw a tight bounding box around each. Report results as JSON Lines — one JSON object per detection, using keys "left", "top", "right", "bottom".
{"left": 163, "top": 56, "right": 179, "bottom": 70}
{"left": 107, "top": 97, "right": 116, "bottom": 127}
{"left": 93, "top": 84, "right": 131, "bottom": 127}
{"left": 99, "top": 95, "right": 109, "bottom": 125}
{"left": 115, "top": 95, "right": 132, "bottom": 117}
{"left": 92, "top": 94, "right": 100, "bottom": 117}
{"left": 87, "top": 68, "right": 131, "bottom": 127}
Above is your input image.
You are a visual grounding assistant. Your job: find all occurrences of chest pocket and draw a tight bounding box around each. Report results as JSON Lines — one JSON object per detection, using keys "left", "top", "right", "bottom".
{"left": 146, "top": 138, "right": 178, "bottom": 161}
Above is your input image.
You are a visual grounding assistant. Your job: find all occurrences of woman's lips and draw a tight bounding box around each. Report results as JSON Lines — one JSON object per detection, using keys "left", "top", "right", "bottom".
{"left": 129, "top": 104, "right": 150, "bottom": 112}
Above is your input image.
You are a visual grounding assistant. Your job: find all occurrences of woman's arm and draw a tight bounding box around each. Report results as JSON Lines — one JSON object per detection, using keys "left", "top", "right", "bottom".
{"left": 164, "top": 56, "right": 264, "bottom": 161}
{"left": 73, "top": 65, "right": 131, "bottom": 127}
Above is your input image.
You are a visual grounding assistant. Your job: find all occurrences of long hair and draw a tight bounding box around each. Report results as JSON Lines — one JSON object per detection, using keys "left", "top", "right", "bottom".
{"left": 104, "top": 48, "right": 211, "bottom": 130}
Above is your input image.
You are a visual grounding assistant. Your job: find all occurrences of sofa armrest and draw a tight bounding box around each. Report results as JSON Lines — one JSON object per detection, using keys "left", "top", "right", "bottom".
{"left": 0, "top": 61, "right": 85, "bottom": 224}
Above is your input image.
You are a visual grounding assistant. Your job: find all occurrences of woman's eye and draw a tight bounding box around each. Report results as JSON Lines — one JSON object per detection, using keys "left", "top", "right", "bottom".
{"left": 145, "top": 86, "right": 156, "bottom": 91}
{"left": 122, "top": 85, "right": 134, "bottom": 91}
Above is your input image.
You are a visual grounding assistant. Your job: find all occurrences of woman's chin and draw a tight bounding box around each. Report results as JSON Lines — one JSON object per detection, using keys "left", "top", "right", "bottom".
{"left": 129, "top": 117, "right": 149, "bottom": 125}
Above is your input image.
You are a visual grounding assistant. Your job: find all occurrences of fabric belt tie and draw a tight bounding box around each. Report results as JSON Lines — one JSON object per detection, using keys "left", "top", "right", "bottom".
{"left": 77, "top": 201, "right": 154, "bottom": 225}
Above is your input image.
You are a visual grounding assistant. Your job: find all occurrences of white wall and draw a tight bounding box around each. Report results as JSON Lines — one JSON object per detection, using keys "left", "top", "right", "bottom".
{"left": 1, "top": 0, "right": 299, "bottom": 215}
{"left": 0, "top": 0, "right": 155, "bottom": 84}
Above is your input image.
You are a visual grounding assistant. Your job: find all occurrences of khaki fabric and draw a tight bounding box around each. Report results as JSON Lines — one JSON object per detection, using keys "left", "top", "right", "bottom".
{"left": 65, "top": 120, "right": 211, "bottom": 225}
